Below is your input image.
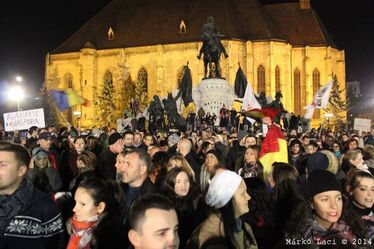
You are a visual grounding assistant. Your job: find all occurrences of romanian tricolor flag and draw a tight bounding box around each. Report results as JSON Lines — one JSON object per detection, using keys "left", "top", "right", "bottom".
{"left": 259, "top": 124, "right": 288, "bottom": 176}
{"left": 50, "top": 88, "right": 87, "bottom": 111}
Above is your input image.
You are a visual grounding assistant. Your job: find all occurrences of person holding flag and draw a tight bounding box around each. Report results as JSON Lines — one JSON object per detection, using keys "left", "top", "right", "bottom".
{"left": 241, "top": 108, "right": 288, "bottom": 178}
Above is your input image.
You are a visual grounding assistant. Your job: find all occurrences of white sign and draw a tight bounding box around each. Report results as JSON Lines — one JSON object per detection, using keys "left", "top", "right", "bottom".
{"left": 3, "top": 108, "right": 45, "bottom": 131}
{"left": 354, "top": 118, "right": 372, "bottom": 132}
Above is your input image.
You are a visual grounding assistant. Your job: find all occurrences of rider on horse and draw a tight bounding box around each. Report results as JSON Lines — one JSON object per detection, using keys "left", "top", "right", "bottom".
{"left": 197, "top": 16, "right": 228, "bottom": 78}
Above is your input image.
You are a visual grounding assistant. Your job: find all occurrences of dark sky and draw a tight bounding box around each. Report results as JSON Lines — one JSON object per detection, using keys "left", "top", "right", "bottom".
{"left": 1, "top": 0, "right": 373, "bottom": 96}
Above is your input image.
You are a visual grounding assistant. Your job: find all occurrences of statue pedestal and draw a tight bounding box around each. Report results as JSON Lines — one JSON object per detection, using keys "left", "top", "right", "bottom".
{"left": 193, "top": 78, "right": 235, "bottom": 116}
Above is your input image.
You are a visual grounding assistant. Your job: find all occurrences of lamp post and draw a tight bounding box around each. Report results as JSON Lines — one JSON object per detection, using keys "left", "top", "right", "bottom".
{"left": 15, "top": 76, "right": 24, "bottom": 111}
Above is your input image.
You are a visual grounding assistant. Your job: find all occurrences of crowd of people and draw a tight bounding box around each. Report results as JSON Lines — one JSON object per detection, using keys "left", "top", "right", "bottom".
{"left": 0, "top": 109, "right": 374, "bottom": 249}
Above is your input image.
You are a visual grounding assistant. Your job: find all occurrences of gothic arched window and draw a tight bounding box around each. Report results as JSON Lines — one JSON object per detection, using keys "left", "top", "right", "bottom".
{"left": 313, "top": 69, "right": 321, "bottom": 119}
{"left": 137, "top": 67, "right": 148, "bottom": 92}
{"left": 257, "top": 65, "right": 265, "bottom": 94}
{"left": 64, "top": 73, "right": 73, "bottom": 88}
{"left": 179, "top": 20, "right": 187, "bottom": 33}
{"left": 275, "top": 65, "right": 281, "bottom": 93}
{"left": 294, "top": 68, "right": 301, "bottom": 115}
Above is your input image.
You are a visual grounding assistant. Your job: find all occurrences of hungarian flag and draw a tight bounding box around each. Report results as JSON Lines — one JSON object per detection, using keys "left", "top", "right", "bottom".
{"left": 259, "top": 124, "right": 288, "bottom": 175}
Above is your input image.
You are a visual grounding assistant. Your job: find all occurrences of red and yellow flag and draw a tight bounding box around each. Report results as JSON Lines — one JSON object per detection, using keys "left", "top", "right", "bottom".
{"left": 259, "top": 124, "right": 288, "bottom": 175}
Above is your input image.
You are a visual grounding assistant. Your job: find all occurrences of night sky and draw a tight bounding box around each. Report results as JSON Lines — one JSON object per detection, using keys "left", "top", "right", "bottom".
{"left": 1, "top": 0, "right": 373, "bottom": 100}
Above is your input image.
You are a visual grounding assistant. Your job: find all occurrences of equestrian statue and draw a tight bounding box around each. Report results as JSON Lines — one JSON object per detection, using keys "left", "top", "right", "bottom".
{"left": 197, "top": 16, "right": 229, "bottom": 78}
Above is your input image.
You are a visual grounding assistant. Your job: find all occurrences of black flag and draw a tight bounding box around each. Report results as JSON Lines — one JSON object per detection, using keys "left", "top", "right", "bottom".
{"left": 234, "top": 64, "right": 247, "bottom": 98}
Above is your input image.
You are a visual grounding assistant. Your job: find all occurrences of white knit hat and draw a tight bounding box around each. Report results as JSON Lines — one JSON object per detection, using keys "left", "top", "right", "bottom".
{"left": 205, "top": 170, "right": 242, "bottom": 209}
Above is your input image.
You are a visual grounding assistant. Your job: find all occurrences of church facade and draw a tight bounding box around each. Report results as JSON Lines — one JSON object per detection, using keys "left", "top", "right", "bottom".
{"left": 45, "top": 0, "right": 346, "bottom": 128}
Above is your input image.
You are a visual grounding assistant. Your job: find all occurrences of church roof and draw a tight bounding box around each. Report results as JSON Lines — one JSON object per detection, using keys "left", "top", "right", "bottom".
{"left": 52, "top": 0, "right": 337, "bottom": 54}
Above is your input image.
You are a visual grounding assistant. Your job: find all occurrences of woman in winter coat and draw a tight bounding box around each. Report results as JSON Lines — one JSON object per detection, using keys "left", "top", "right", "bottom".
{"left": 27, "top": 147, "right": 62, "bottom": 194}
{"left": 66, "top": 177, "right": 127, "bottom": 249}
{"left": 236, "top": 145, "right": 263, "bottom": 179}
{"left": 285, "top": 169, "right": 368, "bottom": 248}
{"left": 187, "top": 170, "right": 258, "bottom": 249}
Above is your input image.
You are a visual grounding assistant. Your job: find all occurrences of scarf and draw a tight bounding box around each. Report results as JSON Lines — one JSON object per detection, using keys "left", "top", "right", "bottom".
{"left": 240, "top": 161, "right": 258, "bottom": 178}
{"left": 67, "top": 215, "right": 99, "bottom": 249}
{"left": 306, "top": 217, "right": 356, "bottom": 247}
{"left": 0, "top": 179, "right": 33, "bottom": 232}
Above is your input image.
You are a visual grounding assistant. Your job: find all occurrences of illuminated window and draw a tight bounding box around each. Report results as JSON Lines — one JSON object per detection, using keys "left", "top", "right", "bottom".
{"left": 257, "top": 65, "right": 265, "bottom": 94}
{"left": 179, "top": 20, "right": 187, "bottom": 33}
{"left": 108, "top": 27, "right": 115, "bottom": 40}
{"left": 294, "top": 68, "right": 301, "bottom": 115}
{"left": 275, "top": 65, "right": 281, "bottom": 93}
{"left": 313, "top": 69, "right": 321, "bottom": 119}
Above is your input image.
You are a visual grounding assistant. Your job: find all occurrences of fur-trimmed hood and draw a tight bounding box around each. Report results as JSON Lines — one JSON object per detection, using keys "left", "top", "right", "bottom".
{"left": 320, "top": 150, "right": 339, "bottom": 174}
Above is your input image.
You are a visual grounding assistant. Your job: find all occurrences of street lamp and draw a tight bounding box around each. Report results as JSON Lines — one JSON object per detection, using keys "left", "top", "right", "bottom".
{"left": 8, "top": 85, "right": 25, "bottom": 111}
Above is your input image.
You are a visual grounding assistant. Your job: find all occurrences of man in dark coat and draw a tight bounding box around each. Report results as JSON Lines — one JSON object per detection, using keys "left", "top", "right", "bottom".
{"left": 177, "top": 138, "right": 202, "bottom": 180}
{"left": 96, "top": 132, "right": 124, "bottom": 180}
{"left": 0, "top": 142, "right": 65, "bottom": 249}
{"left": 116, "top": 149, "right": 158, "bottom": 211}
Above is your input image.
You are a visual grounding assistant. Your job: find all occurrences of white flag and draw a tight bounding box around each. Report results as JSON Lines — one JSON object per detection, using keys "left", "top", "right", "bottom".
{"left": 304, "top": 80, "right": 333, "bottom": 119}
{"left": 242, "top": 83, "right": 261, "bottom": 110}
{"left": 242, "top": 83, "right": 261, "bottom": 124}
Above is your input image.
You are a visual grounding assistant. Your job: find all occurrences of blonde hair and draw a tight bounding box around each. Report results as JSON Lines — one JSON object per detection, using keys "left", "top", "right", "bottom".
{"left": 344, "top": 149, "right": 362, "bottom": 161}
{"left": 167, "top": 155, "right": 196, "bottom": 181}
{"left": 364, "top": 144, "right": 374, "bottom": 160}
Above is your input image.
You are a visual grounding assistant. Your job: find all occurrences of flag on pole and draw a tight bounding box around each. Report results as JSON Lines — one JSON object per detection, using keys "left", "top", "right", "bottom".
{"left": 304, "top": 80, "right": 333, "bottom": 119}
{"left": 50, "top": 88, "right": 87, "bottom": 111}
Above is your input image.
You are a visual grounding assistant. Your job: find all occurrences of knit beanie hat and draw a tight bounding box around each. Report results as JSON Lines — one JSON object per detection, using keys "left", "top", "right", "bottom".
{"left": 205, "top": 170, "right": 242, "bottom": 209}
{"left": 304, "top": 169, "right": 342, "bottom": 199}
{"left": 205, "top": 150, "right": 222, "bottom": 165}
{"left": 108, "top": 132, "right": 122, "bottom": 145}
{"left": 32, "top": 147, "right": 49, "bottom": 159}
{"left": 307, "top": 151, "right": 329, "bottom": 174}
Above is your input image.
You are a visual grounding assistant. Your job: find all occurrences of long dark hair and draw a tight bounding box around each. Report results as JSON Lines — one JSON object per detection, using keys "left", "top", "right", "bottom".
{"left": 151, "top": 151, "right": 170, "bottom": 187}
{"left": 162, "top": 168, "right": 199, "bottom": 206}
{"left": 215, "top": 198, "right": 256, "bottom": 248}
{"left": 218, "top": 200, "right": 239, "bottom": 248}
{"left": 78, "top": 178, "right": 126, "bottom": 246}
{"left": 242, "top": 177, "right": 273, "bottom": 226}
{"left": 78, "top": 177, "right": 124, "bottom": 215}
{"left": 271, "top": 163, "right": 302, "bottom": 203}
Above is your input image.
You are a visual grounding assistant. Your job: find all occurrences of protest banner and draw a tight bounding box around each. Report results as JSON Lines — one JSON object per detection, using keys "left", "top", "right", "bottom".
{"left": 353, "top": 118, "right": 372, "bottom": 132}
{"left": 3, "top": 108, "right": 45, "bottom": 131}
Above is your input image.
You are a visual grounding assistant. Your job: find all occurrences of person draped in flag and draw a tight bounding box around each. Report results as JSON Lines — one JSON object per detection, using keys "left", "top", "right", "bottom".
{"left": 241, "top": 108, "right": 288, "bottom": 178}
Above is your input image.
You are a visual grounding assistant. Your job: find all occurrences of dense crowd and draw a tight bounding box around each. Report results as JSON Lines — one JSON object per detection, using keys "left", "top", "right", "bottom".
{"left": 0, "top": 111, "right": 374, "bottom": 249}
